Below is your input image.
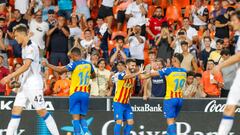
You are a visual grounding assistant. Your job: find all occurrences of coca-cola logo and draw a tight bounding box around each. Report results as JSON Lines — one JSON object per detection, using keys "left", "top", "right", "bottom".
{"left": 204, "top": 100, "right": 240, "bottom": 113}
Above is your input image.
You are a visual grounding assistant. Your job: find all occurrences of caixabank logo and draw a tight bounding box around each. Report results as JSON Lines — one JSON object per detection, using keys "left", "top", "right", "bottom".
{"left": 60, "top": 117, "right": 94, "bottom": 135}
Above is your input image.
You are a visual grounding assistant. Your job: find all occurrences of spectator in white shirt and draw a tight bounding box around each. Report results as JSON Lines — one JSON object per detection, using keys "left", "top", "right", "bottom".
{"left": 125, "top": 0, "right": 148, "bottom": 36}
{"left": 125, "top": 25, "right": 145, "bottom": 65}
{"left": 190, "top": 0, "right": 209, "bottom": 30}
{"left": 182, "top": 17, "right": 198, "bottom": 42}
{"left": 25, "top": 3, "right": 49, "bottom": 58}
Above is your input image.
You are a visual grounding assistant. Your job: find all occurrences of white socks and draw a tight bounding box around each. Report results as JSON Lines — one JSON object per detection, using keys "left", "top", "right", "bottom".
{"left": 218, "top": 115, "right": 234, "bottom": 135}
{"left": 6, "top": 115, "right": 21, "bottom": 135}
{"left": 43, "top": 112, "right": 60, "bottom": 135}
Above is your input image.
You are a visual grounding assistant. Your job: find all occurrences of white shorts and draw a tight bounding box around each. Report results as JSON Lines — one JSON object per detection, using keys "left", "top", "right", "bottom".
{"left": 226, "top": 68, "right": 240, "bottom": 106}
{"left": 13, "top": 88, "right": 46, "bottom": 110}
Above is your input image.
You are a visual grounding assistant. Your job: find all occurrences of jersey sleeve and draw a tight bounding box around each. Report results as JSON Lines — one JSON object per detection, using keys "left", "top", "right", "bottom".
{"left": 24, "top": 46, "right": 35, "bottom": 61}
{"left": 65, "top": 62, "right": 77, "bottom": 71}
{"left": 118, "top": 72, "right": 126, "bottom": 80}
{"left": 158, "top": 68, "right": 172, "bottom": 77}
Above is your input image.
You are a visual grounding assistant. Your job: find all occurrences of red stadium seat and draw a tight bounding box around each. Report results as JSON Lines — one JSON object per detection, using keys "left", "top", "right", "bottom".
{"left": 143, "top": 0, "right": 152, "bottom": 5}
{"left": 159, "top": 0, "right": 168, "bottom": 9}
{"left": 147, "top": 5, "right": 157, "bottom": 18}
{"left": 166, "top": 5, "right": 181, "bottom": 21}
{"left": 173, "top": 0, "right": 190, "bottom": 9}
{"left": 184, "top": 5, "right": 194, "bottom": 17}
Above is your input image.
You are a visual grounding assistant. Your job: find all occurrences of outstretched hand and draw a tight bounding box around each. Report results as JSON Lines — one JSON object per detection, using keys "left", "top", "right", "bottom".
{"left": 138, "top": 64, "right": 145, "bottom": 74}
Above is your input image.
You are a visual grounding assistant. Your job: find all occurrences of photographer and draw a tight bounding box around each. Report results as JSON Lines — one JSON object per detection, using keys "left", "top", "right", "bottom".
{"left": 171, "top": 29, "right": 192, "bottom": 54}
{"left": 155, "top": 23, "right": 172, "bottom": 60}
{"left": 125, "top": 25, "right": 145, "bottom": 66}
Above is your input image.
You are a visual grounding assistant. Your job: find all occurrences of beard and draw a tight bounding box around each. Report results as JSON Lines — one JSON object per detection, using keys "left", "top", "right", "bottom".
{"left": 153, "top": 15, "right": 162, "bottom": 19}
{"left": 129, "top": 68, "right": 135, "bottom": 73}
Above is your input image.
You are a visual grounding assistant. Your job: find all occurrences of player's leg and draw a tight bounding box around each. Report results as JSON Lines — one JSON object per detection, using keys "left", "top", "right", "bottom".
{"left": 163, "top": 99, "right": 177, "bottom": 135}
{"left": 218, "top": 70, "right": 240, "bottom": 135}
{"left": 36, "top": 109, "right": 59, "bottom": 135}
{"left": 218, "top": 105, "right": 236, "bottom": 135}
{"left": 69, "top": 92, "right": 81, "bottom": 135}
{"left": 113, "top": 102, "right": 124, "bottom": 135}
{"left": 123, "top": 104, "right": 134, "bottom": 135}
{"left": 7, "top": 106, "right": 23, "bottom": 135}
{"left": 79, "top": 92, "right": 90, "bottom": 134}
{"left": 7, "top": 91, "right": 26, "bottom": 135}
{"left": 28, "top": 89, "right": 59, "bottom": 135}
{"left": 72, "top": 114, "right": 81, "bottom": 135}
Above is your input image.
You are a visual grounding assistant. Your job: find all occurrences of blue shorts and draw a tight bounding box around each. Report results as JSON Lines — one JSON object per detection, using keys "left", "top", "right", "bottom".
{"left": 163, "top": 98, "right": 183, "bottom": 119}
{"left": 69, "top": 92, "right": 89, "bottom": 115}
{"left": 113, "top": 102, "right": 133, "bottom": 121}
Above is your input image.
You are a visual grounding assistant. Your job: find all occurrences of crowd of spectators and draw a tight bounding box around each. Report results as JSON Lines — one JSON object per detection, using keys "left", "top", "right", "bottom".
{"left": 0, "top": 0, "right": 240, "bottom": 98}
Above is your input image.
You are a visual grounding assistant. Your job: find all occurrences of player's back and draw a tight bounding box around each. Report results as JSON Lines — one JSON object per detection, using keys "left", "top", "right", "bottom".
{"left": 66, "top": 60, "right": 94, "bottom": 96}
{"left": 159, "top": 67, "right": 187, "bottom": 100}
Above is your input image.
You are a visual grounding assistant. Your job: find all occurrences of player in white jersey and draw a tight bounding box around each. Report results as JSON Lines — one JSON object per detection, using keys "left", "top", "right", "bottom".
{"left": 0, "top": 25, "right": 59, "bottom": 135}
{"left": 212, "top": 11, "right": 240, "bottom": 135}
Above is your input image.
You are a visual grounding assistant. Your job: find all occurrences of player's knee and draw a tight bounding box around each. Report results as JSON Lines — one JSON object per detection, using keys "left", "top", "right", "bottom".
{"left": 36, "top": 109, "right": 48, "bottom": 117}
{"left": 11, "top": 106, "right": 23, "bottom": 115}
{"left": 116, "top": 120, "right": 123, "bottom": 125}
{"left": 127, "top": 119, "right": 134, "bottom": 125}
{"left": 224, "top": 105, "right": 236, "bottom": 116}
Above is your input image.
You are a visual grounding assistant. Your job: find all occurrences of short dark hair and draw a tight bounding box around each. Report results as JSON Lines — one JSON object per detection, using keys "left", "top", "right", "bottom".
{"left": 84, "top": 29, "right": 91, "bottom": 33}
{"left": 183, "top": 17, "right": 189, "bottom": 20}
{"left": 187, "top": 71, "right": 195, "bottom": 77}
{"left": 173, "top": 53, "right": 184, "bottom": 63}
{"left": 126, "top": 59, "right": 136, "bottom": 64}
{"left": 14, "top": 9, "right": 20, "bottom": 13}
{"left": 181, "top": 41, "right": 188, "bottom": 46}
{"left": 216, "top": 39, "right": 224, "bottom": 44}
{"left": 87, "top": 18, "right": 93, "bottom": 22}
{"left": 155, "top": 58, "right": 165, "bottom": 67}
{"left": 117, "top": 61, "right": 125, "bottom": 65}
{"left": 155, "top": 6, "right": 162, "bottom": 10}
{"left": 195, "top": 73, "right": 202, "bottom": 78}
{"left": 13, "top": 24, "right": 28, "bottom": 34}
{"left": 203, "top": 36, "right": 211, "bottom": 42}
{"left": 70, "top": 47, "right": 81, "bottom": 55}
{"left": 221, "top": 49, "right": 231, "bottom": 56}
{"left": 114, "top": 35, "right": 125, "bottom": 42}
{"left": 97, "top": 16, "right": 104, "bottom": 20}
{"left": 226, "top": 7, "right": 235, "bottom": 13}
{"left": 148, "top": 51, "right": 155, "bottom": 55}
{"left": 97, "top": 58, "right": 106, "bottom": 66}
{"left": 207, "top": 59, "right": 215, "bottom": 65}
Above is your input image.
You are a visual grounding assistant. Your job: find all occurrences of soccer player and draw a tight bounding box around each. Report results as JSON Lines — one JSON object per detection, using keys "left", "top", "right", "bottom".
{"left": 0, "top": 25, "right": 59, "bottom": 135}
{"left": 42, "top": 47, "right": 95, "bottom": 135}
{"left": 144, "top": 53, "right": 187, "bottom": 135}
{"left": 113, "top": 59, "right": 144, "bottom": 135}
{"left": 212, "top": 11, "right": 240, "bottom": 135}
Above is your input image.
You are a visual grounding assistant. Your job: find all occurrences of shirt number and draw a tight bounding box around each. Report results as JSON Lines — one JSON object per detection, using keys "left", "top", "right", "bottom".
{"left": 174, "top": 79, "right": 185, "bottom": 91}
{"left": 78, "top": 71, "right": 90, "bottom": 85}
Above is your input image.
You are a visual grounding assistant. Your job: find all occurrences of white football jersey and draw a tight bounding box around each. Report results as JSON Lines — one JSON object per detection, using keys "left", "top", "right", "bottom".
{"left": 20, "top": 40, "right": 43, "bottom": 89}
